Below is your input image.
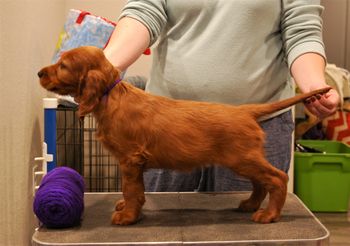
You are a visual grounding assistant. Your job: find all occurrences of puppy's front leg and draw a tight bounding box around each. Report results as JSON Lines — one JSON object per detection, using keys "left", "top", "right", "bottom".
{"left": 111, "top": 161, "right": 145, "bottom": 225}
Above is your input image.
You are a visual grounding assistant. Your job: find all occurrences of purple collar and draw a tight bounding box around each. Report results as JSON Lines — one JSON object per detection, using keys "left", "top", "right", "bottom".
{"left": 103, "top": 78, "right": 122, "bottom": 98}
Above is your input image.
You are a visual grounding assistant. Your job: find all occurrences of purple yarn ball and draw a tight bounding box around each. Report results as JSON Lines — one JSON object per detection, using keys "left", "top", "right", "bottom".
{"left": 33, "top": 167, "right": 85, "bottom": 228}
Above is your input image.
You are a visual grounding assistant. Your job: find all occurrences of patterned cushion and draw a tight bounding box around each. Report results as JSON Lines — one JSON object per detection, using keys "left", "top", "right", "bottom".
{"left": 323, "top": 110, "right": 350, "bottom": 144}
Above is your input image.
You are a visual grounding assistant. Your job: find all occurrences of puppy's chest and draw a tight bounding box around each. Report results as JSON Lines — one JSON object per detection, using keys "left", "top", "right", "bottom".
{"left": 95, "top": 113, "right": 146, "bottom": 156}
{"left": 95, "top": 126, "right": 123, "bottom": 154}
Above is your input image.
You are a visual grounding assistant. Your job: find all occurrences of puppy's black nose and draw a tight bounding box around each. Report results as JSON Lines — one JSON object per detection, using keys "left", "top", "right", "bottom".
{"left": 37, "top": 70, "right": 44, "bottom": 78}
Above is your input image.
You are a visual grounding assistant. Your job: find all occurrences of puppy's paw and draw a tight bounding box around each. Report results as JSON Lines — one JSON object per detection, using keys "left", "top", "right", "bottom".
{"left": 115, "top": 199, "right": 126, "bottom": 211}
{"left": 111, "top": 211, "right": 141, "bottom": 225}
{"left": 252, "top": 209, "right": 280, "bottom": 223}
{"left": 237, "top": 199, "right": 260, "bottom": 212}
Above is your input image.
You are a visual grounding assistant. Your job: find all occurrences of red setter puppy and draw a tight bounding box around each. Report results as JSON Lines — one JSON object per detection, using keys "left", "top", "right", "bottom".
{"left": 38, "top": 46, "right": 330, "bottom": 225}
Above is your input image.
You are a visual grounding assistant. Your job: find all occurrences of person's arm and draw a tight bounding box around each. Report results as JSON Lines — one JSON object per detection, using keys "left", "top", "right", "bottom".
{"left": 291, "top": 52, "right": 339, "bottom": 119}
{"left": 104, "top": 0, "right": 167, "bottom": 71}
{"left": 104, "top": 17, "right": 150, "bottom": 71}
{"left": 281, "top": 0, "right": 339, "bottom": 118}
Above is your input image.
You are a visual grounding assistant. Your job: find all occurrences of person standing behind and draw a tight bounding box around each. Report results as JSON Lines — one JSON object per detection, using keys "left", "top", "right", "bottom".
{"left": 104, "top": 0, "right": 339, "bottom": 192}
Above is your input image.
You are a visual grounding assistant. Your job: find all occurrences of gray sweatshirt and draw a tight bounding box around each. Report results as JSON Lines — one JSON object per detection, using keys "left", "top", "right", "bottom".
{"left": 120, "top": 0, "right": 325, "bottom": 110}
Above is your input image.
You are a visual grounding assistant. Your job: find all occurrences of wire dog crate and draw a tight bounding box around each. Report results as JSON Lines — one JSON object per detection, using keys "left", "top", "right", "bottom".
{"left": 56, "top": 105, "right": 122, "bottom": 192}
{"left": 39, "top": 77, "right": 147, "bottom": 192}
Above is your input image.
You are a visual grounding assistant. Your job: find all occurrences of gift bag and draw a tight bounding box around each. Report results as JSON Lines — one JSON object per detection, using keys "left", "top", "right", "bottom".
{"left": 52, "top": 9, "right": 150, "bottom": 63}
{"left": 51, "top": 9, "right": 150, "bottom": 106}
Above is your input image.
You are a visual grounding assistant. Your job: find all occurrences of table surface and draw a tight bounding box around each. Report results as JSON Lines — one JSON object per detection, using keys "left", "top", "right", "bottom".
{"left": 32, "top": 192, "right": 329, "bottom": 245}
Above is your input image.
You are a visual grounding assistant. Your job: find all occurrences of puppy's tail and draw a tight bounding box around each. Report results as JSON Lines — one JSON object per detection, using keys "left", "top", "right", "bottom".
{"left": 243, "top": 87, "right": 332, "bottom": 119}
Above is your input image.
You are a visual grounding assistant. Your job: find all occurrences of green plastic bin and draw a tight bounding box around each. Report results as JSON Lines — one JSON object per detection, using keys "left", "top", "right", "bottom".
{"left": 294, "top": 140, "right": 350, "bottom": 212}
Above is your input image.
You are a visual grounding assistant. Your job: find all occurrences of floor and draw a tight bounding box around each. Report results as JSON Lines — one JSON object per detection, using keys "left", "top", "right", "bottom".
{"left": 315, "top": 212, "right": 350, "bottom": 245}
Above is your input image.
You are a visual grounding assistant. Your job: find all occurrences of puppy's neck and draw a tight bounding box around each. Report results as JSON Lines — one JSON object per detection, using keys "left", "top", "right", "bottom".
{"left": 103, "top": 78, "right": 122, "bottom": 98}
{"left": 101, "top": 67, "right": 123, "bottom": 101}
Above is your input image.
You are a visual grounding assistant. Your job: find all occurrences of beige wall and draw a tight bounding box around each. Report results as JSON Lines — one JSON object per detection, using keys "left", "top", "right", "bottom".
{"left": 0, "top": 1, "right": 64, "bottom": 245}
{"left": 322, "top": 0, "right": 350, "bottom": 71}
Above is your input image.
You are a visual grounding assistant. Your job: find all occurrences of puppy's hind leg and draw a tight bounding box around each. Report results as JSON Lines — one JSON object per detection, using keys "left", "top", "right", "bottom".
{"left": 252, "top": 167, "right": 288, "bottom": 223}
{"left": 238, "top": 180, "right": 267, "bottom": 212}
{"left": 111, "top": 158, "right": 145, "bottom": 225}
{"left": 234, "top": 154, "right": 288, "bottom": 223}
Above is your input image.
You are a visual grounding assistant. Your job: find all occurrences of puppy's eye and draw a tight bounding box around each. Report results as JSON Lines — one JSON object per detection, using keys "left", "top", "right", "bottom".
{"left": 59, "top": 62, "right": 67, "bottom": 70}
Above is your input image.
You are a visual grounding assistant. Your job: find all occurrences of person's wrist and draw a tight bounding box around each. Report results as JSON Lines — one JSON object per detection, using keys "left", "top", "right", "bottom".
{"left": 299, "top": 80, "right": 328, "bottom": 93}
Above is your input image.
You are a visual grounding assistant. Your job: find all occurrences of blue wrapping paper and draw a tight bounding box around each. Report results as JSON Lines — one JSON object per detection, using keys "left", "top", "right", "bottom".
{"left": 52, "top": 9, "right": 116, "bottom": 63}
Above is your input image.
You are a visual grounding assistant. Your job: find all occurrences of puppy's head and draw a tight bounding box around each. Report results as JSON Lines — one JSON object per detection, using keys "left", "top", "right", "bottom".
{"left": 38, "top": 46, "right": 119, "bottom": 117}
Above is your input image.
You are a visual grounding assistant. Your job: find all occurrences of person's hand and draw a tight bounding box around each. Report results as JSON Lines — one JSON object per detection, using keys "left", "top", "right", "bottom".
{"left": 304, "top": 88, "right": 339, "bottom": 119}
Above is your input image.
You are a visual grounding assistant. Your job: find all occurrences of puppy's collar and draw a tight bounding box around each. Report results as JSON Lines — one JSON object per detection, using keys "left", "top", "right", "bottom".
{"left": 103, "top": 78, "right": 122, "bottom": 98}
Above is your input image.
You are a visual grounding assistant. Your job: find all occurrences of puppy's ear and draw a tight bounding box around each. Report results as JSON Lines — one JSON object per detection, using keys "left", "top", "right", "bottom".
{"left": 78, "top": 70, "right": 106, "bottom": 118}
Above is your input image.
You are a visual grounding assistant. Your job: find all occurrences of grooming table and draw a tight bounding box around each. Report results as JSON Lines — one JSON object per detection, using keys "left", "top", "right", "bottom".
{"left": 32, "top": 192, "right": 329, "bottom": 245}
